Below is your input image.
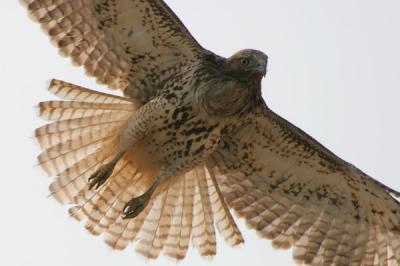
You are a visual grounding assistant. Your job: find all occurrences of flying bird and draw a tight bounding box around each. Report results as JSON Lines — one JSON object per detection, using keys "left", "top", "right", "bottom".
{"left": 23, "top": 0, "right": 400, "bottom": 265}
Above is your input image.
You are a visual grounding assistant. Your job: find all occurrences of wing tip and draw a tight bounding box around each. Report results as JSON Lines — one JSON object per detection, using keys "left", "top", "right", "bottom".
{"left": 68, "top": 206, "right": 84, "bottom": 221}
{"left": 163, "top": 251, "right": 188, "bottom": 262}
{"left": 272, "top": 240, "right": 292, "bottom": 250}
{"left": 19, "top": 0, "right": 29, "bottom": 8}
{"left": 104, "top": 237, "right": 129, "bottom": 251}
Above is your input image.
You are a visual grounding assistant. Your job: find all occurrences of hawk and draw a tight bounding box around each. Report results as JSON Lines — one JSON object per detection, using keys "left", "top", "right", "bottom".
{"left": 23, "top": 0, "right": 400, "bottom": 265}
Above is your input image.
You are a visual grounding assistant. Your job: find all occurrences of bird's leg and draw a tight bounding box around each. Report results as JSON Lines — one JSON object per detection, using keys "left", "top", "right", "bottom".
{"left": 88, "top": 152, "right": 124, "bottom": 190}
{"left": 121, "top": 163, "right": 185, "bottom": 219}
{"left": 122, "top": 179, "right": 160, "bottom": 219}
{"left": 88, "top": 99, "right": 165, "bottom": 191}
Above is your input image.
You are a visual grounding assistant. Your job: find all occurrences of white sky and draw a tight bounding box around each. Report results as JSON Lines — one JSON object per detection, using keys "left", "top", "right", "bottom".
{"left": 1, "top": 1, "right": 400, "bottom": 266}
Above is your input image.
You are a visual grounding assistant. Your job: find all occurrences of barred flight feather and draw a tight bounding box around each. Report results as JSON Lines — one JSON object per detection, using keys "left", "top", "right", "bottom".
{"left": 210, "top": 108, "right": 400, "bottom": 265}
{"left": 26, "top": 1, "right": 400, "bottom": 265}
{"left": 21, "top": 0, "right": 204, "bottom": 100}
{"left": 35, "top": 79, "right": 243, "bottom": 260}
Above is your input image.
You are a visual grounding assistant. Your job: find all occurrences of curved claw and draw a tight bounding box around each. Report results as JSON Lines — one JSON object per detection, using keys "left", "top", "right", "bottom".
{"left": 122, "top": 182, "right": 158, "bottom": 219}
{"left": 88, "top": 164, "right": 114, "bottom": 190}
{"left": 88, "top": 153, "right": 124, "bottom": 190}
{"left": 122, "top": 193, "right": 150, "bottom": 219}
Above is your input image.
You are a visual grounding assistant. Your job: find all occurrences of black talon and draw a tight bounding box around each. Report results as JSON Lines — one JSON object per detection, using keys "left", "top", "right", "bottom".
{"left": 122, "top": 194, "right": 149, "bottom": 219}
{"left": 122, "top": 182, "right": 158, "bottom": 219}
{"left": 88, "top": 153, "right": 124, "bottom": 190}
{"left": 88, "top": 161, "right": 117, "bottom": 190}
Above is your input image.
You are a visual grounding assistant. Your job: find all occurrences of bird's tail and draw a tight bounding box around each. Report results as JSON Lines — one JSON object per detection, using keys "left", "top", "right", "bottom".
{"left": 36, "top": 79, "right": 136, "bottom": 204}
{"left": 35, "top": 79, "right": 243, "bottom": 260}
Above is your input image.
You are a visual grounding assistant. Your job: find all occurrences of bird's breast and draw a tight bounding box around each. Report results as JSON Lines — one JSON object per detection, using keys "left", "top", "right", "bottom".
{"left": 141, "top": 107, "right": 222, "bottom": 168}
{"left": 125, "top": 67, "right": 255, "bottom": 178}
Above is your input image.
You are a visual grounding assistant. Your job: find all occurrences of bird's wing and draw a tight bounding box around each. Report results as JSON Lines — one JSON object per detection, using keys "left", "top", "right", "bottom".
{"left": 210, "top": 106, "right": 400, "bottom": 265}
{"left": 22, "top": 0, "right": 206, "bottom": 102}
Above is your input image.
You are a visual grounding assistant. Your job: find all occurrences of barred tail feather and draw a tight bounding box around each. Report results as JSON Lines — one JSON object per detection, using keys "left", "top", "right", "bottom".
{"left": 36, "top": 79, "right": 243, "bottom": 261}
{"left": 36, "top": 80, "right": 134, "bottom": 204}
{"left": 190, "top": 166, "right": 217, "bottom": 257}
{"left": 206, "top": 166, "right": 243, "bottom": 247}
{"left": 135, "top": 187, "right": 177, "bottom": 259}
{"left": 163, "top": 173, "right": 196, "bottom": 260}
{"left": 35, "top": 113, "right": 128, "bottom": 149}
{"left": 47, "top": 80, "right": 130, "bottom": 104}
{"left": 102, "top": 167, "right": 241, "bottom": 260}
{"left": 74, "top": 166, "right": 242, "bottom": 260}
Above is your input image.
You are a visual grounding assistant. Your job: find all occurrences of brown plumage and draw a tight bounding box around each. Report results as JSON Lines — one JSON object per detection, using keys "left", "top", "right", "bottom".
{"left": 23, "top": 0, "right": 400, "bottom": 265}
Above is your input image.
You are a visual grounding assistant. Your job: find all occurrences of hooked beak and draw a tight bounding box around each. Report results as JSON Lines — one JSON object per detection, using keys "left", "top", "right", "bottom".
{"left": 254, "top": 59, "right": 268, "bottom": 77}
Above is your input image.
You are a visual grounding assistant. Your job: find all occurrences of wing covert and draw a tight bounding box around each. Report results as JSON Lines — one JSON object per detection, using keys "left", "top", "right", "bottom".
{"left": 210, "top": 106, "right": 400, "bottom": 265}
{"left": 22, "top": 0, "right": 206, "bottom": 102}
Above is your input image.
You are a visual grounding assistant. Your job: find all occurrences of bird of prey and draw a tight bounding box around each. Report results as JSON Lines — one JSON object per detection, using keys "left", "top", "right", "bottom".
{"left": 23, "top": 0, "right": 400, "bottom": 265}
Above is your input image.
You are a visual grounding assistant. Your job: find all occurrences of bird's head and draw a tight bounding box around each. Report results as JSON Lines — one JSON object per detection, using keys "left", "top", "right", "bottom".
{"left": 223, "top": 49, "right": 268, "bottom": 81}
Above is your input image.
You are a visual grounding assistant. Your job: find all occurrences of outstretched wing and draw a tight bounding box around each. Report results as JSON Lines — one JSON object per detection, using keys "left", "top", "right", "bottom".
{"left": 22, "top": 0, "right": 206, "bottom": 102}
{"left": 210, "top": 106, "right": 400, "bottom": 265}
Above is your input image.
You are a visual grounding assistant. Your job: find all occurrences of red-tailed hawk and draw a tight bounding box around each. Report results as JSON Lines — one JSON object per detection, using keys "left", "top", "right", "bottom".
{"left": 22, "top": 0, "right": 400, "bottom": 265}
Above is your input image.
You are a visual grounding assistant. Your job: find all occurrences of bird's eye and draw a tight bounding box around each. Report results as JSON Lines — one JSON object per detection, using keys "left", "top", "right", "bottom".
{"left": 240, "top": 58, "right": 250, "bottom": 66}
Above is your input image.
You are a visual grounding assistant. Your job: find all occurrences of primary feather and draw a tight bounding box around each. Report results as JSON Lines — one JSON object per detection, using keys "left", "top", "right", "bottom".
{"left": 24, "top": 0, "right": 400, "bottom": 265}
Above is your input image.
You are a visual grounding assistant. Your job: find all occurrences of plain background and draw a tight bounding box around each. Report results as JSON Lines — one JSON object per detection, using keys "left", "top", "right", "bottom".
{"left": 1, "top": 1, "right": 400, "bottom": 265}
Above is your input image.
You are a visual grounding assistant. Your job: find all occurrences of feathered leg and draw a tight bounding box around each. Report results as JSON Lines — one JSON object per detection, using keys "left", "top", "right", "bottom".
{"left": 86, "top": 92, "right": 167, "bottom": 194}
